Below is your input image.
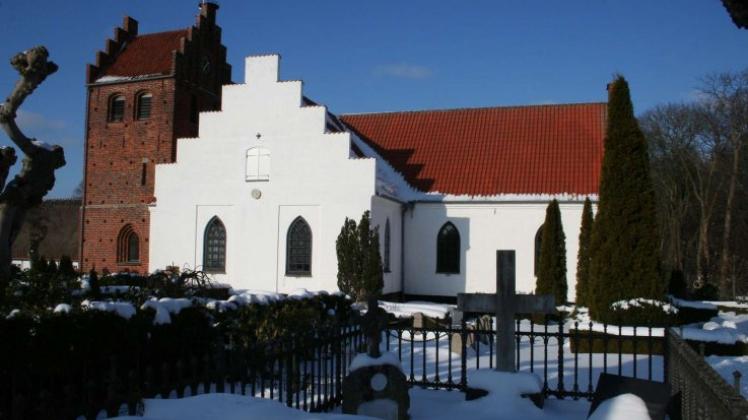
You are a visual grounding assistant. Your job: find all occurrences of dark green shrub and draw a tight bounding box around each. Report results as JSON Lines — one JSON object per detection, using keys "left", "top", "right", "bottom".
{"left": 536, "top": 199, "right": 567, "bottom": 304}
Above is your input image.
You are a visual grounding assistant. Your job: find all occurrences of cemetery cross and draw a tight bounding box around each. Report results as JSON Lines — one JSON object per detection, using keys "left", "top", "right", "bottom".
{"left": 457, "top": 250, "right": 556, "bottom": 372}
{"left": 360, "top": 296, "right": 389, "bottom": 358}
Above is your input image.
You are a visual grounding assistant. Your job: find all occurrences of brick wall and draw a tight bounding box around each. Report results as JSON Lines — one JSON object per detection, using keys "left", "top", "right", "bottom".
{"left": 81, "top": 4, "right": 231, "bottom": 274}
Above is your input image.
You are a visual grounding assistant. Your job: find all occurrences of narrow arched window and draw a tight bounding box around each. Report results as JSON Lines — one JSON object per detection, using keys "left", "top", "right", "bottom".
{"left": 108, "top": 94, "right": 125, "bottom": 122}
{"left": 117, "top": 224, "right": 139, "bottom": 263}
{"left": 136, "top": 92, "right": 152, "bottom": 120}
{"left": 203, "top": 217, "right": 226, "bottom": 272}
{"left": 286, "top": 217, "right": 312, "bottom": 275}
{"left": 383, "top": 218, "right": 391, "bottom": 272}
{"left": 246, "top": 147, "right": 271, "bottom": 181}
{"left": 436, "top": 222, "right": 460, "bottom": 274}
{"left": 535, "top": 225, "right": 544, "bottom": 276}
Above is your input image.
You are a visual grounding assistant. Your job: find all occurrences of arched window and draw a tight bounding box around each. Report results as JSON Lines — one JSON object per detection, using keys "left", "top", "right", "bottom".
{"left": 436, "top": 222, "right": 460, "bottom": 274}
{"left": 203, "top": 217, "right": 226, "bottom": 272}
{"left": 535, "top": 225, "right": 544, "bottom": 276}
{"left": 246, "top": 147, "right": 271, "bottom": 181}
{"left": 286, "top": 217, "right": 312, "bottom": 275}
{"left": 117, "top": 224, "right": 139, "bottom": 263}
{"left": 136, "top": 92, "right": 152, "bottom": 120}
{"left": 108, "top": 94, "right": 125, "bottom": 122}
{"left": 383, "top": 218, "right": 391, "bottom": 272}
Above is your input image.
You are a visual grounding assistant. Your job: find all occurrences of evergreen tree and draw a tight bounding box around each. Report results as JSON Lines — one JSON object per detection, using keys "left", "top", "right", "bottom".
{"left": 58, "top": 255, "right": 76, "bottom": 278}
{"left": 589, "top": 76, "right": 663, "bottom": 321}
{"left": 575, "top": 197, "right": 594, "bottom": 306}
{"left": 536, "top": 199, "right": 567, "bottom": 304}
{"left": 336, "top": 211, "right": 383, "bottom": 301}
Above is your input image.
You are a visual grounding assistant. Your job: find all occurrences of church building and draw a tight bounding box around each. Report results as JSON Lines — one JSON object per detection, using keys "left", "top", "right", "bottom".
{"left": 82, "top": 3, "right": 604, "bottom": 302}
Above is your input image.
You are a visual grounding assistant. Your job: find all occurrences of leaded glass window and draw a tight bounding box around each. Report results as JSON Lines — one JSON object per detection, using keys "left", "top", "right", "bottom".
{"left": 204, "top": 217, "right": 226, "bottom": 272}
{"left": 286, "top": 217, "right": 312, "bottom": 275}
{"left": 535, "top": 225, "right": 544, "bottom": 276}
{"left": 436, "top": 222, "right": 460, "bottom": 274}
{"left": 136, "top": 92, "right": 152, "bottom": 120}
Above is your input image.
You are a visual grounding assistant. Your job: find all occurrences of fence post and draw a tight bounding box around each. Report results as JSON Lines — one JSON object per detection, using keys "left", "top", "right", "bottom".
{"left": 734, "top": 370, "right": 742, "bottom": 393}
{"left": 557, "top": 313, "right": 565, "bottom": 398}
{"left": 460, "top": 317, "right": 467, "bottom": 391}
{"left": 286, "top": 337, "right": 294, "bottom": 408}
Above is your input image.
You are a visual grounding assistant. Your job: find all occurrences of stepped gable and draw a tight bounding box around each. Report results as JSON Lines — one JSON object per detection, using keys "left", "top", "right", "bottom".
{"left": 340, "top": 103, "right": 606, "bottom": 197}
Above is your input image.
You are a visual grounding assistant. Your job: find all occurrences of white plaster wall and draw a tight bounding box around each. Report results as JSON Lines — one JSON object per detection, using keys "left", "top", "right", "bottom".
{"left": 370, "top": 195, "right": 403, "bottom": 295}
{"left": 403, "top": 201, "right": 586, "bottom": 303}
{"left": 150, "top": 55, "right": 376, "bottom": 293}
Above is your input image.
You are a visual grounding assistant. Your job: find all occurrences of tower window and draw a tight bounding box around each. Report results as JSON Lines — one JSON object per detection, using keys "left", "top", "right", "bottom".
{"left": 108, "top": 95, "right": 125, "bottom": 122}
{"left": 117, "top": 224, "right": 140, "bottom": 264}
{"left": 190, "top": 94, "right": 198, "bottom": 123}
{"left": 136, "top": 92, "right": 152, "bottom": 120}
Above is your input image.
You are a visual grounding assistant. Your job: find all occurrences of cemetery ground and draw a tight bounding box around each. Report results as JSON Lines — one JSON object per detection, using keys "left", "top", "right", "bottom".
{"left": 3, "top": 270, "right": 748, "bottom": 419}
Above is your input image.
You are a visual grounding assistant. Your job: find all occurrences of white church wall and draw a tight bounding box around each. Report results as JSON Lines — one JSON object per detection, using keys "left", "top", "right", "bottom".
{"left": 370, "top": 195, "right": 403, "bottom": 295}
{"left": 150, "top": 54, "right": 377, "bottom": 293}
{"left": 403, "top": 201, "right": 586, "bottom": 303}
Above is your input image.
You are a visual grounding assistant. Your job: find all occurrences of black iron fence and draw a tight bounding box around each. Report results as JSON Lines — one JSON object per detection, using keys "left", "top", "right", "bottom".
{"left": 385, "top": 315, "right": 667, "bottom": 400}
{"left": 668, "top": 328, "right": 748, "bottom": 420}
{"left": 2, "top": 325, "right": 365, "bottom": 420}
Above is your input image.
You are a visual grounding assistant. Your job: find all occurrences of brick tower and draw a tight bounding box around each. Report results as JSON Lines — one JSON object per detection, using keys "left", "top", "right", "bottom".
{"left": 81, "top": 2, "right": 231, "bottom": 273}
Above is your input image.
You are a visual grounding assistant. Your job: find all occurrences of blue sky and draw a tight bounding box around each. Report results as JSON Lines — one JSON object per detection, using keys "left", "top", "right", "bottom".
{"left": 0, "top": 0, "right": 746, "bottom": 198}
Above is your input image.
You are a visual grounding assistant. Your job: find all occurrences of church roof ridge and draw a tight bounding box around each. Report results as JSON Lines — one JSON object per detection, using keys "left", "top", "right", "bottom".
{"left": 339, "top": 101, "right": 607, "bottom": 117}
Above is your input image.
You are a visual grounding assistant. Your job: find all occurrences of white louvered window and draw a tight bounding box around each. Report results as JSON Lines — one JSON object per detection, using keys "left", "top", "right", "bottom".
{"left": 246, "top": 147, "right": 271, "bottom": 181}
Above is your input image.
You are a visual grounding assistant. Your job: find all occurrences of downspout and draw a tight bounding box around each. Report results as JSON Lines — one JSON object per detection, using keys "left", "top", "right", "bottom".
{"left": 399, "top": 202, "right": 410, "bottom": 301}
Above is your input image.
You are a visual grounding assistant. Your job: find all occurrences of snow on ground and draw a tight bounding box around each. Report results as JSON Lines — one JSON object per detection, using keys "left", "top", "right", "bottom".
{"left": 587, "top": 393, "right": 651, "bottom": 420}
{"left": 379, "top": 300, "right": 454, "bottom": 319}
{"left": 679, "top": 311, "right": 748, "bottom": 344}
{"left": 565, "top": 307, "right": 666, "bottom": 337}
{"left": 386, "top": 319, "right": 664, "bottom": 398}
{"left": 349, "top": 352, "right": 403, "bottom": 372}
{"left": 705, "top": 355, "right": 748, "bottom": 398}
{"left": 112, "top": 393, "right": 371, "bottom": 420}
{"left": 669, "top": 296, "right": 717, "bottom": 310}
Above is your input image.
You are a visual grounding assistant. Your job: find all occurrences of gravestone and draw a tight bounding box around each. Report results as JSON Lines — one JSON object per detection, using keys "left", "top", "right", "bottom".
{"left": 457, "top": 250, "right": 556, "bottom": 372}
{"left": 343, "top": 296, "right": 410, "bottom": 420}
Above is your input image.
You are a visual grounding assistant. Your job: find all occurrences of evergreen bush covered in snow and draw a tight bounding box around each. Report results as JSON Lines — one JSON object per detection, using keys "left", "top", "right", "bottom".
{"left": 536, "top": 199, "right": 568, "bottom": 304}
{"left": 589, "top": 76, "right": 664, "bottom": 323}
{"left": 336, "top": 211, "right": 383, "bottom": 302}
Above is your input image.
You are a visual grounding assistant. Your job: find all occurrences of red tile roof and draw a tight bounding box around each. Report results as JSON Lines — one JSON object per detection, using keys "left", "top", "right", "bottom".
{"left": 102, "top": 29, "right": 188, "bottom": 77}
{"left": 340, "top": 103, "right": 606, "bottom": 197}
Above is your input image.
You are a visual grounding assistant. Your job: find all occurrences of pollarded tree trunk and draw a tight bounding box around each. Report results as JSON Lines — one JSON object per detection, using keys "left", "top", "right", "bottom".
{"left": 0, "top": 47, "right": 65, "bottom": 302}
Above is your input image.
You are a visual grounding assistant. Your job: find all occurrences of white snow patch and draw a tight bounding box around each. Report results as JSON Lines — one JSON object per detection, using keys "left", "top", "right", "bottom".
{"left": 140, "top": 298, "right": 192, "bottom": 325}
{"left": 82, "top": 300, "right": 136, "bottom": 319}
{"left": 31, "top": 140, "right": 57, "bottom": 151}
{"left": 705, "top": 355, "right": 748, "bottom": 398}
{"left": 349, "top": 352, "right": 403, "bottom": 373}
{"left": 588, "top": 393, "right": 651, "bottom": 420}
{"left": 6, "top": 309, "right": 20, "bottom": 319}
{"left": 53, "top": 303, "right": 72, "bottom": 314}
{"left": 610, "top": 298, "right": 677, "bottom": 314}
{"left": 679, "top": 311, "right": 748, "bottom": 344}
{"left": 669, "top": 296, "right": 717, "bottom": 310}
{"left": 379, "top": 300, "right": 454, "bottom": 319}
{"left": 567, "top": 307, "right": 665, "bottom": 337}
{"left": 110, "top": 393, "right": 371, "bottom": 420}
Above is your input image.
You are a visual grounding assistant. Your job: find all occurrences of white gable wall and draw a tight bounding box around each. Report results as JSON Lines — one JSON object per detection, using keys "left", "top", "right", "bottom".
{"left": 149, "top": 55, "right": 377, "bottom": 293}
{"left": 403, "top": 201, "right": 585, "bottom": 302}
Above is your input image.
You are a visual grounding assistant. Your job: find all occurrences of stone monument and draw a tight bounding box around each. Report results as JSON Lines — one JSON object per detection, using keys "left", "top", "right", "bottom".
{"left": 342, "top": 296, "right": 410, "bottom": 420}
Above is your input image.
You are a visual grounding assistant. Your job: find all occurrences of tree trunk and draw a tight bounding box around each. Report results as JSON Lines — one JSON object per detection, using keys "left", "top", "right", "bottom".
{"left": 718, "top": 143, "right": 741, "bottom": 299}
{"left": 0, "top": 47, "right": 64, "bottom": 302}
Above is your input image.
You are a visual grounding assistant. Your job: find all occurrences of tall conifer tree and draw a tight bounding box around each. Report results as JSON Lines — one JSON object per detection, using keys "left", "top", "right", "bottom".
{"left": 536, "top": 199, "right": 568, "bottom": 304}
{"left": 589, "top": 76, "right": 663, "bottom": 321}
{"left": 336, "top": 211, "right": 383, "bottom": 301}
{"left": 575, "top": 197, "right": 593, "bottom": 306}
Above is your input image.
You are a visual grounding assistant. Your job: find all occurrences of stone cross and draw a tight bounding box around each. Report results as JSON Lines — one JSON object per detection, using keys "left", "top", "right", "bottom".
{"left": 457, "top": 250, "right": 556, "bottom": 372}
{"left": 360, "top": 296, "right": 389, "bottom": 358}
